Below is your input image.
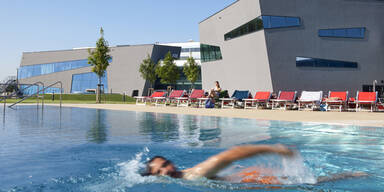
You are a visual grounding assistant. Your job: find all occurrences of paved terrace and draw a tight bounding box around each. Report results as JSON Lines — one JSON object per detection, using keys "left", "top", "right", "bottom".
{"left": 50, "top": 104, "right": 384, "bottom": 128}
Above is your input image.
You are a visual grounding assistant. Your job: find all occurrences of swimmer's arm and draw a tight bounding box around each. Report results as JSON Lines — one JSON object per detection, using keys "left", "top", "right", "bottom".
{"left": 184, "top": 144, "right": 293, "bottom": 179}
{"left": 317, "top": 172, "right": 367, "bottom": 183}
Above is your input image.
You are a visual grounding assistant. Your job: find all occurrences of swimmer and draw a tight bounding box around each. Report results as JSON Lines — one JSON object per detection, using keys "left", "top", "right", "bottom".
{"left": 141, "top": 144, "right": 366, "bottom": 184}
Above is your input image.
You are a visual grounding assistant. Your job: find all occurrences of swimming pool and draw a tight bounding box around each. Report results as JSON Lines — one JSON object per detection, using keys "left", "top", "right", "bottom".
{"left": 0, "top": 106, "right": 383, "bottom": 191}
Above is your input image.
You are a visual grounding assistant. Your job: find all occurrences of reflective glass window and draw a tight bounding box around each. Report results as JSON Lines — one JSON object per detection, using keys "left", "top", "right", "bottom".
{"left": 296, "top": 57, "right": 358, "bottom": 68}
{"left": 318, "top": 28, "right": 365, "bottom": 39}
{"left": 224, "top": 15, "right": 300, "bottom": 41}
{"left": 200, "top": 44, "right": 222, "bottom": 63}
{"left": 224, "top": 16, "right": 263, "bottom": 41}
{"left": 18, "top": 58, "right": 112, "bottom": 79}
{"left": 262, "top": 16, "right": 300, "bottom": 29}
{"left": 20, "top": 85, "right": 62, "bottom": 95}
{"left": 71, "top": 72, "right": 108, "bottom": 93}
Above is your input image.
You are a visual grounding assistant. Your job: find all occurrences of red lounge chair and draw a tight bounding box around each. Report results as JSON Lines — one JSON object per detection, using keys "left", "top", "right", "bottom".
{"left": 243, "top": 91, "right": 272, "bottom": 109}
{"left": 325, "top": 91, "right": 348, "bottom": 112}
{"left": 377, "top": 98, "right": 384, "bottom": 111}
{"left": 134, "top": 91, "right": 167, "bottom": 105}
{"left": 355, "top": 91, "right": 378, "bottom": 112}
{"left": 152, "top": 90, "right": 186, "bottom": 106}
{"left": 166, "top": 90, "right": 186, "bottom": 106}
{"left": 271, "top": 91, "right": 297, "bottom": 110}
{"left": 176, "top": 89, "right": 205, "bottom": 107}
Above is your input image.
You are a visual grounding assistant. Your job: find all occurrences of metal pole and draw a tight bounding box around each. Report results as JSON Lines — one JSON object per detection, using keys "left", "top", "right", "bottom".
{"left": 60, "top": 82, "right": 62, "bottom": 108}
{"left": 373, "top": 80, "right": 377, "bottom": 92}
{"left": 42, "top": 85, "right": 44, "bottom": 109}
{"left": 37, "top": 85, "right": 39, "bottom": 109}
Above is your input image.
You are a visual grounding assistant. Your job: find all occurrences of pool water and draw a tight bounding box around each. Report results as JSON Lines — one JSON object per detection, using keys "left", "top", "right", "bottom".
{"left": 0, "top": 106, "right": 383, "bottom": 191}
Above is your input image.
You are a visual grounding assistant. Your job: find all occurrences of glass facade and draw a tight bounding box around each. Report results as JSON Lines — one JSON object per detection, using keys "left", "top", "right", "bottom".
{"left": 71, "top": 72, "right": 108, "bottom": 93}
{"left": 18, "top": 59, "right": 90, "bottom": 79}
{"left": 200, "top": 44, "right": 222, "bottom": 63}
{"left": 224, "top": 16, "right": 263, "bottom": 41}
{"left": 181, "top": 48, "right": 200, "bottom": 53}
{"left": 318, "top": 28, "right": 365, "bottom": 39}
{"left": 224, "top": 16, "right": 301, "bottom": 41}
{"left": 20, "top": 85, "right": 62, "bottom": 95}
{"left": 262, "top": 16, "right": 301, "bottom": 29}
{"left": 296, "top": 57, "right": 358, "bottom": 68}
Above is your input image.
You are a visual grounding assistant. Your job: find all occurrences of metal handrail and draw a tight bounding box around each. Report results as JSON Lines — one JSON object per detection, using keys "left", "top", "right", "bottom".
{"left": 0, "top": 81, "right": 44, "bottom": 102}
{"left": 40, "top": 81, "right": 63, "bottom": 108}
{"left": 8, "top": 81, "right": 62, "bottom": 108}
{"left": 3, "top": 82, "right": 44, "bottom": 110}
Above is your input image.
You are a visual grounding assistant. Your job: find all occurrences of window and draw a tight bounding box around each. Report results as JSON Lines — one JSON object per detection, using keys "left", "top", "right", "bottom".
{"left": 20, "top": 85, "right": 62, "bottom": 95}
{"left": 200, "top": 44, "right": 222, "bottom": 63}
{"left": 224, "top": 16, "right": 264, "bottom": 41}
{"left": 18, "top": 59, "right": 89, "bottom": 79}
{"left": 71, "top": 72, "right": 108, "bottom": 93}
{"left": 296, "top": 57, "right": 358, "bottom": 68}
{"left": 262, "top": 16, "right": 301, "bottom": 29}
{"left": 318, "top": 28, "right": 365, "bottom": 39}
{"left": 18, "top": 58, "right": 113, "bottom": 79}
{"left": 181, "top": 48, "right": 200, "bottom": 53}
{"left": 224, "top": 15, "right": 301, "bottom": 41}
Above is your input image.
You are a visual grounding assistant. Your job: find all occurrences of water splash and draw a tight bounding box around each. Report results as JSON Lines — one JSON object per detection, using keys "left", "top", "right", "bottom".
{"left": 116, "top": 147, "right": 155, "bottom": 187}
{"left": 278, "top": 154, "right": 316, "bottom": 184}
{"left": 85, "top": 147, "right": 157, "bottom": 192}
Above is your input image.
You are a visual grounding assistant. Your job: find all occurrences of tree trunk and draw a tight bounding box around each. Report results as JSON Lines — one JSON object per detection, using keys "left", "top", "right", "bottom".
{"left": 96, "top": 77, "right": 101, "bottom": 103}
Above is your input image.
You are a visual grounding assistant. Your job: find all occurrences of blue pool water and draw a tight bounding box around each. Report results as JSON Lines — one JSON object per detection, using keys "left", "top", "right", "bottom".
{"left": 0, "top": 106, "right": 383, "bottom": 191}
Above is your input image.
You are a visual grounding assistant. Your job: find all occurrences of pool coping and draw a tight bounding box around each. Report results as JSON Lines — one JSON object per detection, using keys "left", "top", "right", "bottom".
{"left": 33, "top": 103, "right": 384, "bottom": 128}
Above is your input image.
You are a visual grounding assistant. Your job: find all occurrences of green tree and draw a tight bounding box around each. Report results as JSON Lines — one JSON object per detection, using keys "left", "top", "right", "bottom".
{"left": 183, "top": 56, "right": 200, "bottom": 89}
{"left": 88, "top": 27, "right": 111, "bottom": 103}
{"left": 139, "top": 54, "right": 157, "bottom": 89}
{"left": 155, "top": 51, "right": 180, "bottom": 87}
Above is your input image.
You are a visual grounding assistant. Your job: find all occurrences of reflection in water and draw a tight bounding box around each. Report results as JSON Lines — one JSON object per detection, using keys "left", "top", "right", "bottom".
{"left": 138, "top": 113, "right": 180, "bottom": 142}
{"left": 137, "top": 113, "right": 224, "bottom": 146}
{"left": 87, "top": 109, "right": 107, "bottom": 144}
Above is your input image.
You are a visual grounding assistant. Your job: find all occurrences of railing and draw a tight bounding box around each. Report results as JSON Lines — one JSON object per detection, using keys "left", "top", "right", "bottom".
{"left": 8, "top": 81, "right": 62, "bottom": 108}
{"left": 2, "top": 82, "right": 44, "bottom": 111}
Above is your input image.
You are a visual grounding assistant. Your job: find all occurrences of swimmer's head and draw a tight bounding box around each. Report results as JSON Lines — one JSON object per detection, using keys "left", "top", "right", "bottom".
{"left": 141, "top": 156, "right": 182, "bottom": 178}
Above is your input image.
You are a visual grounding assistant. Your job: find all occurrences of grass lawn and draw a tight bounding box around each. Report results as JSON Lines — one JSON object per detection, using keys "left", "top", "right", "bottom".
{"left": 0, "top": 94, "right": 136, "bottom": 104}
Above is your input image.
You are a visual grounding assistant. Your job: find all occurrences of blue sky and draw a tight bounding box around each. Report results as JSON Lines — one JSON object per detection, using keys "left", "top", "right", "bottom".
{"left": 0, "top": 0, "right": 236, "bottom": 80}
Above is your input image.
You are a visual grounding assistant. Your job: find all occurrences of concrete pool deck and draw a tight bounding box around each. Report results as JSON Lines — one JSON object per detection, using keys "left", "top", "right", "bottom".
{"left": 48, "top": 104, "right": 384, "bottom": 128}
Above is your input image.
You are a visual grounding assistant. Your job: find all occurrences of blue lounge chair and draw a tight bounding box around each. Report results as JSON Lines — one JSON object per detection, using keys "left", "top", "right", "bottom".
{"left": 220, "top": 90, "right": 250, "bottom": 108}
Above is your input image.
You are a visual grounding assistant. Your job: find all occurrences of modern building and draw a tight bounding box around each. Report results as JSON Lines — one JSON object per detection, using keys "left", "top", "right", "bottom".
{"left": 18, "top": 44, "right": 181, "bottom": 96}
{"left": 160, "top": 41, "right": 202, "bottom": 90}
{"left": 199, "top": 0, "right": 384, "bottom": 97}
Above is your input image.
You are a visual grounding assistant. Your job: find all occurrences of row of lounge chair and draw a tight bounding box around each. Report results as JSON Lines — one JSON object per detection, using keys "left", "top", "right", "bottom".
{"left": 134, "top": 89, "right": 383, "bottom": 112}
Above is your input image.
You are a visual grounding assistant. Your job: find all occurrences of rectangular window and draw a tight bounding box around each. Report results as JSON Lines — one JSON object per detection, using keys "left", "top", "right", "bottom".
{"left": 71, "top": 72, "right": 108, "bottom": 93}
{"left": 200, "top": 44, "right": 222, "bottom": 63}
{"left": 262, "top": 16, "right": 301, "bottom": 29}
{"left": 318, "top": 28, "right": 365, "bottom": 39}
{"left": 224, "top": 15, "right": 301, "bottom": 41}
{"left": 296, "top": 57, "right": 358, "bottom": 68}
{"left": 18, "top": 58, "right": 112, "bottom": 79}
{"left": 224, "top": 16, "right": 264, "bottom": 41}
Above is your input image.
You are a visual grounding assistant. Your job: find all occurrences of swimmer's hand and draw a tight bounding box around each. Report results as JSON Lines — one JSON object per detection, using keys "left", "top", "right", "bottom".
{"left": 272, "top": 144, "right": 295, "bottom": 157}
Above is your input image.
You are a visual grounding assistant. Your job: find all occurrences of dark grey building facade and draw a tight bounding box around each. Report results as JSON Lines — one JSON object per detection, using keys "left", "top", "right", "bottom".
{"left": 199, "top": 0, "right": 384, "bottom": 97}
{"left": 18, "top": 44, "right": 180, "bottom": 96}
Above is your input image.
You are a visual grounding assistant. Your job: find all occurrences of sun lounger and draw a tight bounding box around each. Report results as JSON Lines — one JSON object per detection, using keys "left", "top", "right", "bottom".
{"left": 377, "top": 98, "right": 384, "bottom": 112}
{"left": 355, "top": 91, "right": 377, "bottom": 112}
{"left": 297, "top": 91, "right": 323, "bottom": 111}
{"left": 152, "top": 90, "right": 185, "bottom": 106}
{"left": 134, "top": 91, "right": 167, "bottom": 105}
{"left": 176, "top": 89, "right": 205, "bottom": 107}
{"left": 220, "top": 90, "right": 250, "bottom": 109}
{"left": 166, "top": 90, "right": 186, "bottom": 106}
{"left": 243, "top": 91, "right": 272, "bottom": 109}
{"left": 271, "top": 91, "right": 297, "bottom": 110}
{"left": 325, "top": 91, "right": 348, "bottom": 112}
